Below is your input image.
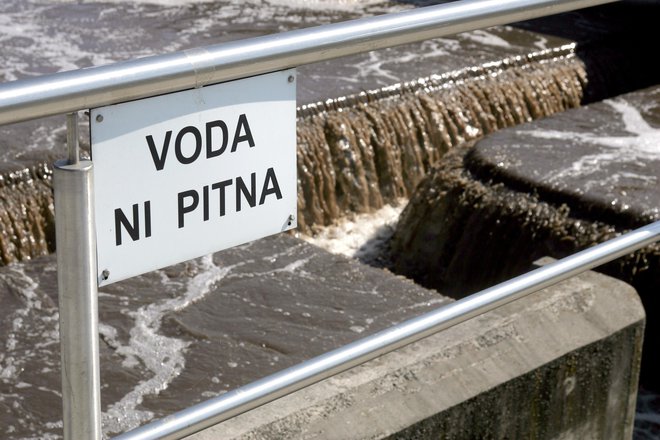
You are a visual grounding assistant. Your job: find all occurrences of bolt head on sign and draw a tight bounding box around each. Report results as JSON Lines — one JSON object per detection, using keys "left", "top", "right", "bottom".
{"left": 90, "top": 69, "right": 297, "bottom": 286}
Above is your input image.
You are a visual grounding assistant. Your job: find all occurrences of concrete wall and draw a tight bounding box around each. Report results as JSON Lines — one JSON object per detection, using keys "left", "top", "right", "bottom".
{"left": 186, "top": 265, "right": 644, "bottom": 440}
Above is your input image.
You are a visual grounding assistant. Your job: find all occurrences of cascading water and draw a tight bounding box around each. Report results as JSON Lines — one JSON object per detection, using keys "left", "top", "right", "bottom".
{"left": 296, "top": 45, "right": 585, "bottom": 232}
{"left": 0, "top": 45, "right": 587, "bottom": 262}
{"left": 0, "top": 165, "right": 54, "bottom": 264}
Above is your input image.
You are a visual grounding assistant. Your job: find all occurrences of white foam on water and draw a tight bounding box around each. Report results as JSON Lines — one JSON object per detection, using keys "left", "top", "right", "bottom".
{"left": 349, "top": 325, "right": 365, "bottom": 334}
{"left": 517, "top": 99, "right": 660, "bottom": 190}
{"left": 345, "top": 37, "right": 456, "bottom": 86}
{"left": 301, "top": 202, "right": 404, "bottom": 262}
{"left": 165, "top": 1, "right": 286, "bottom": 39}
{"left": 44, "top": 0, "right": 398, "bottom": 11}
{"left": 268, "top": 256, "right": 315, "bottom": 277}
{"left": 98, "top": 322, "right": 141, "bottom": 369}
{"left": 461, "top": 29, "right": 512, "bottom": 48}
{"left": 45, "top": 0, "right": 210, "bottom": 5}
{"left": 0, "top": 267, "right": 50, "bottom": 379}
{"left": 349, "top": 51, "right": 405, "bottom": 84}
{"left": 533, "top": 34, "right": 550, "bottom": 51}
{"left": 0, "top": 1, "right": 134, "bottom": 81}
{"left": 0, "top": 264, "right": 62, "bottom": 438}
{"left": 267, "top": 0, "right": 400, "bottom": 11}
{"left": 101, "top": 255, "right": 233, "bottom": 436}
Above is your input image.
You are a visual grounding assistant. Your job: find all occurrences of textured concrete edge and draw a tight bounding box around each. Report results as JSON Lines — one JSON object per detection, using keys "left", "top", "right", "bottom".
{"left": 532, "top": 256, "right": 644, "bottom": 440}
{"left": 185, "top": 268, "right": 645, "bottom": 440}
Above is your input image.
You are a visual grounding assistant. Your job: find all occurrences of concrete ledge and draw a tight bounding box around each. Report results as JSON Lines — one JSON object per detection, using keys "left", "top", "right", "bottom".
{"left": 187, "top": 267, "right": 644, "bottom": 440}
{"left": 388, "top": 86, "right": 660, "bottom": 389}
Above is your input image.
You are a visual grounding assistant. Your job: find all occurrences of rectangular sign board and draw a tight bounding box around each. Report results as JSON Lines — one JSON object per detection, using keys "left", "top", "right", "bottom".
{"left": 91, "top": 69, "right": 297, "bottom": 286}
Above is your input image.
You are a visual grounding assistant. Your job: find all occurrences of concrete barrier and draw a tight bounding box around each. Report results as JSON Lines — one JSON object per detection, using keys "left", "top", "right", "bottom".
{"left": 389, "top": 85, "right": 660, "bottom": 389}
{"left": 187, "top": 262, "right": 643, "bottom": 440}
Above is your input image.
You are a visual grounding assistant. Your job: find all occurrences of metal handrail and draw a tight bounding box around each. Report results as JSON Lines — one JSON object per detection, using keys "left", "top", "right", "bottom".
{"left": 116, "top": 221, "right": 660, "bottom": 440}
{"left": 0, "top": 0, "right": 615, "bottom": 126}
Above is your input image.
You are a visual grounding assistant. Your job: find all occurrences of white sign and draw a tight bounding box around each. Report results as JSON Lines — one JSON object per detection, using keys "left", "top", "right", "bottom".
{"left": 91, "top": 69, "right": 297, "bottom": 286}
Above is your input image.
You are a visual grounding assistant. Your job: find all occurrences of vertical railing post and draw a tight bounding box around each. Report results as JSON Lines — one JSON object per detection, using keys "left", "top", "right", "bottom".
{"left": 54, "top": 112, "right": 102, "bottom": 440}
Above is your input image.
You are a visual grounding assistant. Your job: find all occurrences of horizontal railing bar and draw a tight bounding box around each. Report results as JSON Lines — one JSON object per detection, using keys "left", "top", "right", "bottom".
{"left": 114, "top": 220, "right": 660, "bottom": 440}
{"left": 0, "top": 0, "right": 616, "bottom": 126}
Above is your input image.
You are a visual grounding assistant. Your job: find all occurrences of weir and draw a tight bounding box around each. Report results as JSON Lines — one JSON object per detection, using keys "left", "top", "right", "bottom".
{"left": 388, "top": 84, "right": 660, "bottom": 391}
{"left": 1, "top": 0, "right": 658, "bottom": 261}
{"left": 0, "top": 164, "right": 53, "bottom": 264}
{"left": 296, "top": 45, "right": 585, "bottom": 232}
{"left": 0, "top": 44, "right": 591, "bottom": 260}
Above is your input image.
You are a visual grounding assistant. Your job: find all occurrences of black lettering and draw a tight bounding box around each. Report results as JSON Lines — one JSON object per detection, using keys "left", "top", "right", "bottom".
{"left": 144, "top": 201, "right": 152, "bottom": 238}
{"left": 236, "top": 173, "right": 256, "bottom": 212}
{"left": 175, "top": 126, "right": 202, "bottom": 164}
{"left": 114, "top": 204, "right": 140, "bottom": 246}
{"left": 259, "top": 167, "right": 283, "bottom": 204}
{"left": 146, "top": 131, "right": 172, "bottom": 171}
{"left": 231, "top": 114, "right": 255, "bottom": 152}
{"left": 178, "top": 190, "right": 199, "bottom": 228}
{"left": 211, "top": 179, "right": 232, "bottom": 217}
{"left": 203, "top": 185, "right": 209, "bottom": 221}
{"left": 206, "top": 120, "right": 229, "bottom": 158}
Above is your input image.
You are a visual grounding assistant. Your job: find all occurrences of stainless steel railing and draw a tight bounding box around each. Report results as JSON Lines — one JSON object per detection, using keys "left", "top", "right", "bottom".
{"left": 2, "top": 0, "right": 651, "bottom": 439}
{"left": 0, "top": 0, "right": 615, "bottom": 126}
{"left": 114, "top": 221, "right": 660, "bottom": 440}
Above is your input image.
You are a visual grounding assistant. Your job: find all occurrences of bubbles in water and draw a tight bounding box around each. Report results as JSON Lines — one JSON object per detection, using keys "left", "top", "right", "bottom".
{"left": 517, "top": 98, "right": 660, "bottom": 190}
{"left": 0, "top": 264, "right": 62, "bottom": 439}
{"left": 101, "top": 255, "right": 233, "bottom": 437}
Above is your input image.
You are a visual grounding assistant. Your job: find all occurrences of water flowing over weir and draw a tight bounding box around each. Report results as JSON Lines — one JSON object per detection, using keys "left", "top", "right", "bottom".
{"left": 0, "top": 164, "right": 54, "bottom": 264}
{"left": 0, "top": 44, "right": 587, "bottom": 261}
{"left": 277, "top": 44, "right": 584, "bottom": 233}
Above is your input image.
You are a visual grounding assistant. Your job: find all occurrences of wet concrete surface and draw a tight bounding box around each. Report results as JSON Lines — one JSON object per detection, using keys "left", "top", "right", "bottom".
{"left": 467, "top": 85, "right": 660, "bottom": 228}
{"left": 1, "top": 226, "right": 647, "bottom": 439}
{"left": 191, "top": 261, "right": 644, "bottom": 440}
{"left": 389, "top": 83, "right": 660, "bottom": 390}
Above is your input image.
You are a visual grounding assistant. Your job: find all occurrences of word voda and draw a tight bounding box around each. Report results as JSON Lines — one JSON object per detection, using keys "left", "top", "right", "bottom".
{"left": 114, "top": 114, "right": 283, "bottom": 246}
{"left": 146, "top": 114, "right": 254, "bottom": 171}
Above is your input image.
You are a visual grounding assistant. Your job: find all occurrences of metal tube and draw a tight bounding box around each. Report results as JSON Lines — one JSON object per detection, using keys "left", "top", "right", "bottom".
{"left": 114, "top": 221, "right": 660, "bottom": 440}
{"left": 54, "top": 159, "right": 101, "bottom": 440}
{"left": 0, "top": 0, "right": 616, "bottom": 126}
{"left": 66, "top": 112, "right": 79, "bottom": 165}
